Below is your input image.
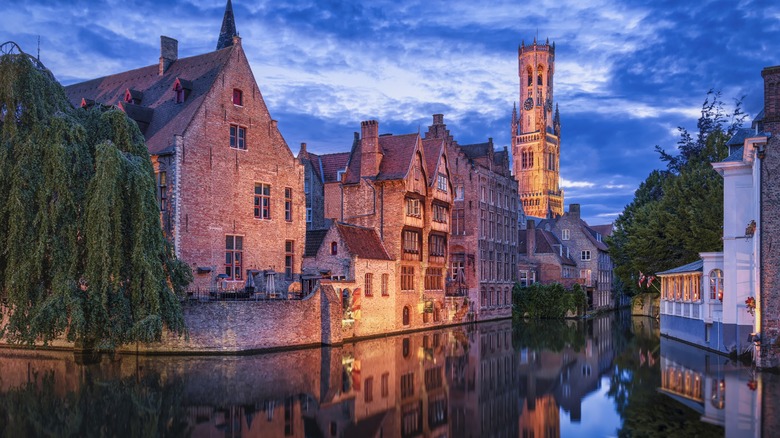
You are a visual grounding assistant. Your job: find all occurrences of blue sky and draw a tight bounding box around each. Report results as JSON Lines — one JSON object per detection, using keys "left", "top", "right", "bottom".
{"left": 4, "top": 0, "right": 779, "bottom": 224}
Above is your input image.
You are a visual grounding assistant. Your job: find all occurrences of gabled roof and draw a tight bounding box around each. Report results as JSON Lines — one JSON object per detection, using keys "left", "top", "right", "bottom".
{"left": 518, "top": 229, "right": 576, "bottom": 266}
{"left": 65, "top": 46, "right": 235, "bottom": 155}
{"left": 422, "top": 137, "right": 445, "bottom": 186}
{"left": 581, "top": 220, "right": 609, "bottom": 251}
{"left": 320, "top": 152, "right": 350, "bottom": 183}
{"left": 657, "top": 259, "right": 703, "bottom": 276}
{"left": 590, "top": 224, "right": 613, "bottom": 238}
{"left": 304, "top": 229, "right": 329, "bottom": 257}
{"left": 335, "top": 223, "right": 392, "bottom": 260}
{"left": 459, "top": 141, "right": 491, "bottom": 160}
{"left": 377, "top": 133, "right": 420, "bottom": 181}
{"left": 723, "top": 146, "right": 744, "bottom": 162}
{"left": 726, "top": 128, "right": 753, "bottom": 147}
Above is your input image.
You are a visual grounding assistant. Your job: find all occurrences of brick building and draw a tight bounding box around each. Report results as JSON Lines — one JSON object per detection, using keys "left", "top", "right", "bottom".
{"left": 317, "top": 119, "right": 456, "bottom": 331}
{"left": 64, "top": 1, "right": 305, "bottom": 291}
{"left": 297, "top": 143, "right": 350, "bottom": 230}
{"left": 518, "top": 219, "right": 578, "bottom": 287}
{"left": 537, "top": 204, "right": 614, "bottom": 310}
{"left": 423, "top": 114, "right": 521, "bottom": 321}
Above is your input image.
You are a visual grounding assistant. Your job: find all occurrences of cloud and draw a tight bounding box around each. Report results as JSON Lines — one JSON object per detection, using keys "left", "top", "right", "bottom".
{"left": 560, "top": 178, "right": 595, "bottom": 189}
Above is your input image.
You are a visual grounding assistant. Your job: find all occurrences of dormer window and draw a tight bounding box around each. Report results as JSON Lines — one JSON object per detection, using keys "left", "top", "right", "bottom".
{"left": 172, "top": 78, "right": 192, "bottom": 104}
{"left": 124, "top": 89, "right": 142, "bottom": 105}
{"left": 232, "top": 89, "right": 243, "bottom": 106}
{"left": 174, "top": 83, "right": 184, "bottom": 103}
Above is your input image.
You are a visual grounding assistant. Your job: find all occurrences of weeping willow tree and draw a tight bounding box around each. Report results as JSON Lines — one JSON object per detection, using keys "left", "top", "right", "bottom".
{"left": 0, "top": 44, "right": 190, "bottom": 350}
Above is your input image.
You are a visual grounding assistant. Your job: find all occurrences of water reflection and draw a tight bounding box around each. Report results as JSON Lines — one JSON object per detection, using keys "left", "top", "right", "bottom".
{"left": 0, "top": 313, "right": 775, "bottom": 437}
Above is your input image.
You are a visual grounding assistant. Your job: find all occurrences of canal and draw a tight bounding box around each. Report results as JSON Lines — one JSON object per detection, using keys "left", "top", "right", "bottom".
{"left": 0, "top": 312, "right": 777, "bottom": 437}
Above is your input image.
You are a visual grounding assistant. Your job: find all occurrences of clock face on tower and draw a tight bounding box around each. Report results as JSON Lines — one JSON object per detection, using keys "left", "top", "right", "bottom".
{"left": 523, "top": 97, "right": 534, "bottom": 111}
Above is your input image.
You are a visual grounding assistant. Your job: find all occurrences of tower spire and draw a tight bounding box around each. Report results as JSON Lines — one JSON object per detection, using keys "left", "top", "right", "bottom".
{"left": 216, "top": 0, "right": 237, "bottom": 50}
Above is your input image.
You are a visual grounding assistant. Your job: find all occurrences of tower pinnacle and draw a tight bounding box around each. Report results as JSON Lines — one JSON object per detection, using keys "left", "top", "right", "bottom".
{"left": 216, "top": 0, "right": 237, "bottom": 50}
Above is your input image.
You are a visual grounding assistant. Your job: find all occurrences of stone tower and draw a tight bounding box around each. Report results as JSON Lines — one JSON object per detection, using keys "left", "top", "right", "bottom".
{"left": 511, "top": 38, "right": 563, "bottom": 218}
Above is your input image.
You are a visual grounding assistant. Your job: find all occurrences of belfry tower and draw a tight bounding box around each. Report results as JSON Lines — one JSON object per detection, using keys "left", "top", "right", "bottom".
{"left": 511, "top": 38, "right": 563, "bottom": 218}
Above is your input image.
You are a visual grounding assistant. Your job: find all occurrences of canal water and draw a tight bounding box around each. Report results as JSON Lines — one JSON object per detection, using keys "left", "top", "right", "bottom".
{"left": 0, "top": 312, "right": 776, "bottom": 437}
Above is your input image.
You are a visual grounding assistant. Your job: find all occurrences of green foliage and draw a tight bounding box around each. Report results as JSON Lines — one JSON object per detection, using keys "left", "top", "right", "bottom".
{"left": 512, "top": 282, "right": 586, "bottom": 319}
{"left": 512, "top": 318, "right": 587, "bottom": 352}
{"left": 608, "top": 91, "right": 746, "bottom": 297}
{"left": 0, "top": 50, "right": 189, "bottom": 350}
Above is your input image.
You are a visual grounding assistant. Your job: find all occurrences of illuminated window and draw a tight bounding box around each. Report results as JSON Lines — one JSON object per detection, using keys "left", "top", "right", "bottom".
{"left": 254, "top": 183, "right": 271, "bottom": 219}
{"left": 230, "top": 124, "right": 246, "bottom": 150}
{"left": 710, "top": 269, "right": 723, "bottom": 301}
{"left": 225, "top": 235, "right": 243, "bottom": 280}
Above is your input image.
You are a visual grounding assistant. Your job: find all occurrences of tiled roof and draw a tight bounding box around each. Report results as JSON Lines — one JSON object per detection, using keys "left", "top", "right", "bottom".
{"left": 422, "top": 138, "right": 444, "bottom": 186}
{"left": 590, "top": 224, "right": 613, "bottom": 238}
{"left": 377, "top": 134, "right": 419, "bottom": 181}
{"left": 657, "top": 259, "right": 703, "bottom": 276}
{"left": 581, "top": 220, "right": 609, "bottom": 251}
{"left": 459, "top": 142, "right": 491, "bottom": 160}
{"left": 518, "top": 229, "right": 576, "bottom": 265}
{"left": 723, "top": 146, "right": 744, "bottom": 162}
{"left": 65, "top": 46, "right": 234, "bottom": 155}
{"left": 726, "top": 128, "right": 753, "bottom": 147}
{"left": 320, "top": 152, "right": 350, "bottom": 183}
{"left": 336, "top": 223, "right": 392, "bottom": 260}
{"left": 304, "top": 229, "right": 329, "bottom": 257}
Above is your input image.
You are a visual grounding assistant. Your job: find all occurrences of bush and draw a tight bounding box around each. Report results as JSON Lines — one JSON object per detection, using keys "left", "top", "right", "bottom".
{"left": 513, "top": 282, "right": 586, "bottom": 319}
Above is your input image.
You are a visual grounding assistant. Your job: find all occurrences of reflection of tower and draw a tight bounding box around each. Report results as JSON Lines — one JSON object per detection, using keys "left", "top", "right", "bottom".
{"left": 519, "top": 394, "right": 560, "bottom": 438}
{"left": 511, "top": 38, "right": 563, "bottom": 218}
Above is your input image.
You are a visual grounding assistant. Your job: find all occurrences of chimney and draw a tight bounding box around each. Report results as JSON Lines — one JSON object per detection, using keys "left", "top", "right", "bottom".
{"left": 360, "top": 120, "right": 381, "bottom": 176}
{"left": 433, "top": 114, "right": 444, "bottom": 125}
{"left": 159, "top": 36, "right": 178, "bottom": 75}
{"left": 568, "top": 203, "right": 580, "bottom": 220}
{"left": 526, "top": 220, "right": 536, "bottom": 257}
{"left": 762, "top": 66, "right": 780, "bottom": 130}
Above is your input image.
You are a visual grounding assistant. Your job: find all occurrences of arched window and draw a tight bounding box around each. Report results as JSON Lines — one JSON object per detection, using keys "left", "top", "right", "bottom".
{"left": 709, "top": 269, "right": 723, "bottom": 301}
{"left": 331, "top": 242, "right": 338, "bottom": 255}
{"left": 403, "top": 338, "right": 410, "bottom": 357}
{"left": 403, "top": 306, "right": 410, "bottom": 326}
{"left": 527, "top": 67, "right": 533, "bottom": 87}
{"left": 537, "top": 67, "right": 543, "bottom": 86}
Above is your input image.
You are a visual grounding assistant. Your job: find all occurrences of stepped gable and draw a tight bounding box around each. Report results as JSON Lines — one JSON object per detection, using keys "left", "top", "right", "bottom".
{"left": 335, "top": 223, "right": 392, "bottom": 260}
{"left": 65, "top": 47, "right": 233, "bottom": 155}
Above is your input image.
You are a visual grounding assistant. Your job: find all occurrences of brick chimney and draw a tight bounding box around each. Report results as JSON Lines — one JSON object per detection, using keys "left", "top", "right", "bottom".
{"left": 526, "top": 220, "right": 535, "bottom": 257}
{"left": 568, "top": 203, "right": 580, "bottom": 220}
{"left": 360, "top": 120, "right": 381, "bottom": 176}
{"left": 762, "top": 66, "right": 780, "bottom": 132}
{"left": 159, "top": 36, "right": 178, "bottom": 75}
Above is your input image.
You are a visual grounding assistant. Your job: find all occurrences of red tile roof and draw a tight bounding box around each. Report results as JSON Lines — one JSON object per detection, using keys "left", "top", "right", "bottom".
{"left": 422, "top": 138, "right": 444, "bottom": 186}
{"left": 64, "top": 46, "right": 235, "bottom": 155}
{"left": 335, "top": 223, "right": 392, "bottom": 260}
{"left": 319, "top": 152, "right": 350, "bottom": 183}
{"left": 377, "top": 133, "right": 419, "bottom": 181}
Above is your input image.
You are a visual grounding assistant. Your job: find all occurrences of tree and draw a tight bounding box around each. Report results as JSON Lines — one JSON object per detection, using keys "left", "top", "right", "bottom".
{"left": 608, "top": 91, "right": 746, "bottom": 297}
{"left": 0, "top": 45, "right": 190, "bottom": 350}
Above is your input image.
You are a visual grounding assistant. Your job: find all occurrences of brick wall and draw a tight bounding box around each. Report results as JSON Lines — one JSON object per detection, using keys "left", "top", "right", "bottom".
{"left": 759, "top": 66, "right": 780, "bottom": 369}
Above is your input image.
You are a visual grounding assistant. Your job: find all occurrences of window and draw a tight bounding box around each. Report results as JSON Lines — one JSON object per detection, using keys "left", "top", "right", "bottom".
{"left": 455, "top": 185, "right": 464, "bottom": 200}
{"left": 437, "top": 173, "right": 448, "bottom": 192}
{"left": 285, "top": 240, "right": 294, "bottom": 280}
{"left": 562, "top": 229, "right": 570, "bottom": 240}
{"left": 157, "top": 171, "right": 167, "bottom": 211}
{"left": 406, "top": 198, "right": 421, "bottom": 217}
{"left": 581, "top": 250, "right": 591, "bottom": 261}
{"left": 481, "top": 286, "right": 487, "bottom": 307}
{"left": 401, "top": 373, "right": 415, "bottom": 398}
{"left": 580, "top": 269, "right": 592, "bottom": 286}
{"left": 402, "top": 306, "right": 411, "bottom": 325}
{"left": 710, "top": 269, "right": 723, "bottom": 301}
{"left": 254, "top": 183, "right": 271, "bottom": 219}
{"left": 225, "top": 235, "right": 243, "bottom": 280}
{"left": 403, "top": 230, "right": 421, "bottom": 260}
{"left": 453, "top": 208, "right": 465, "bottom": 235}
{"left": 330, "top": 241, "right": 337, "bottom": 255}
{"left": 174, "top": 82, "right": 184, "bottom": 103}
{"left": 425, "top": 268, "right": 443, "bottom": 291}
{"left": 429, "top": 234, "right": 446, "bottom": 257}
{"left": 304, "top": 178, "right": 310, "bottom": 194}
{"left": 381, "top": 373, "right": 389, "bottom": 397}
{"left": 232, "top": 88, "right": 243, "bottom": 106}
{"left": 284, "top": 187, "right": 293, "bottom": 222}
{"left": 364, "top": 377, "right": 373, "bottom": 403}
{"left": 401, "top": 266, "right": 414, "bottom": 291}
{"left": 433, "top": 204, "right": 448, "bottom": 223}
{"left": 306, "top": 208, "right": 312, "bottom": 223}
{"left": 451, "top": 255, "right": 465, "bottom": 280}
{"left": 230, "top": 124, "right": 246, "bottom": 150}
{"left": 381, "top": 274, "right": 389, "bottom": 296}
{"left": 365, "top": 273, "right": 373, "bottom": 296}
{"left": 519, "top": 270, "right": 535, "bottom": 287}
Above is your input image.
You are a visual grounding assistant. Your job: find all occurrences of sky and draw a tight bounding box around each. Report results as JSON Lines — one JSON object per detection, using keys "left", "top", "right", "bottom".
{"left": 3, "top": 0, "right": 780, "bottom": 225}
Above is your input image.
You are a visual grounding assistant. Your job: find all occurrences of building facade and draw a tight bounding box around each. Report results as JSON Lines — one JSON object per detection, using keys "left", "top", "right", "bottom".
{"left": 297, "top": 143, "right": 350, "bottom": 231}
{"left": 423, "top": 114, "right": 521, "bottom": 322}
{"left": 511, "top": 38, "right": 563, "bottom": 218}
{"left": 64, "top": 2, "right": 305, "bottom": 292}
{"left": 538, "top": 204, "right": 614, "bottom": 310}
{"left": 518, "top": 219, "right": 578, "bottom": 288}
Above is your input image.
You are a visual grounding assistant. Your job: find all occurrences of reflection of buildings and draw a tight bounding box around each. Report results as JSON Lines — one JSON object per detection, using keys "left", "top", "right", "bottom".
{"left": 658, "top": 338, "right": 760, "bottom": 437}
{"left": 517, "top": 315, "right": 615, "bottom": 434}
